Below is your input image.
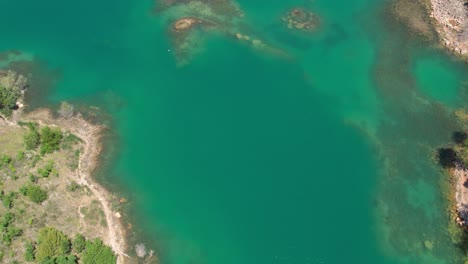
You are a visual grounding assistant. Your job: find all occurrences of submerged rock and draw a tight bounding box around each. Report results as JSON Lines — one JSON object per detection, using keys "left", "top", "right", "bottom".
{"left": 173, "top": 17, "right": 200, "bottom": 31}
{"left": 423, "top": 240, "right": 434, "bottom": 250}
{"left": 281, "top": 8, "right": 320, "bottom": 32}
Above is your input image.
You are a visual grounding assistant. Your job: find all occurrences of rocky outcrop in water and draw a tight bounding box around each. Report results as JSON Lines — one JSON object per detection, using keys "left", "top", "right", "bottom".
{"left": 156, "top": 0, "right": 292, "bottom": 65}
{"left": 281, "top": 8, "right": 320, "bottom": 32}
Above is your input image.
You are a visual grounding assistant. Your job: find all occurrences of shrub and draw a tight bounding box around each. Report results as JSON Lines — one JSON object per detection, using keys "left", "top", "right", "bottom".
{"left": 62, "top": 133, "right": 81, "bottom": 151}
{"left": 29, "top": 174, "right": 37, "bottom": 183}
{"left": 38, "top": 161, "right": 56, "bottom": 178}
{"left": 3, "top": 226, "right": 22, "bottom": 246}
{"left": 0, "top": 212, "right": 14, "bottom": 229}
{"left": 0, "top": 154, "right": 12, "bottom": 169}
{"left": 1, "top": 191, "right": 16, "bottom": 209}
{"left": 81, "top": 238, "right": 116, "bottom": 264}
{"left": 72, "top": 234, "right": 86, "bottom": 253}
{"left": 24, "top": 123, "right": 41, "bottom": 150}
{"left": 25, "top": 241, "right": 35, "bottom": 261}
{"left": 17, "top": 150, "right": 25, "bottom": 161}
{"left": 22, "top": 185, "right": 48, "bottom": 204}
{"left": 40, "top": 127, "right": 63, "bottom": 155}
{"left": 67, "top": 181, "right": 81, "bottom": 192}
{"left": 0, "top": 212, "right": 21, "bottom": 246}
{"left": 36, "top": 227, "right": 71, "bottom": 263}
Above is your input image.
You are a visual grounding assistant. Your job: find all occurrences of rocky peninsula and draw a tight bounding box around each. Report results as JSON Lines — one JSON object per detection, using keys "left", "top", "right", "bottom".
{"left": 0, "top": 69, "right": 139, "bottom": 263}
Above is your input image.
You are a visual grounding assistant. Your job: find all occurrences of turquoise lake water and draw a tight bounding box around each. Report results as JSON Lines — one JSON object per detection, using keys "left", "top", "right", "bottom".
{"left": 1, "top": 0, "right": 468, "bottom": 263}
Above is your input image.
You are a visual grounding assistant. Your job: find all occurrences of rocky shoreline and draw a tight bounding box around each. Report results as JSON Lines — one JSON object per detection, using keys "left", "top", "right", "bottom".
{"left": 452, "top": 164, "right": 468, "bottom": 225}
{"left": 428, "top": 0, "right": 468, "bottom": 59}
{"left": 0, "top": 69, "right": 133, "bottom": 263}
{"left": 24, "top": 109, "right": 130, "bottom": 263}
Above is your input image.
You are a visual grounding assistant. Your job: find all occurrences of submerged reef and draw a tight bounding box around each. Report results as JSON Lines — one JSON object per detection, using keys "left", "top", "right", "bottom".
{"left": 155, "top": 0, "right": 313, "bottom": 65}
{"left": 281, "top": 8, "right": 320, "bottom": 32}
{"left": 391, "top": 0, "right": 437, "bottom": 40}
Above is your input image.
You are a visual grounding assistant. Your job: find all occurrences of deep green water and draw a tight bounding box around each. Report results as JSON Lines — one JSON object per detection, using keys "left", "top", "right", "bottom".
{"left": 1, "top": 0, "right": 468, "bottom": 263}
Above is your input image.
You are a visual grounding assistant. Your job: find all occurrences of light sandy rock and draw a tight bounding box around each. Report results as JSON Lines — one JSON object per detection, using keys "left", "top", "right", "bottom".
{"left": 429, "top": 0, "right": 468, "bottom": 59}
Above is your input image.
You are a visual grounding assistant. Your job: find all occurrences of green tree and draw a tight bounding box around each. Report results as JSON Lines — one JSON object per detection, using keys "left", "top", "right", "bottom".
{"left": 81, "top": 239, "right": 116, "bottom": 264}
{"left": 40, "top": 127, "right": 63, "bottom": 155}
{"left": 35, "top": 227, "right": 71, "bottom": 263}
{"left": 0, "top": 85, "right": 20, "bottom": 116}
{"left": 24, "top": 122, "right": 41, "bottom": 150}
{"left": 72, "top": 234, "right": 86, "bottom": 253}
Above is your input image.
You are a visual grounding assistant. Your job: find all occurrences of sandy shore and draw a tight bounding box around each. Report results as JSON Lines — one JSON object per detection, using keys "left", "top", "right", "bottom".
{"left": 15, "top": 109, "right": 129, "bottom": 263}
{"left": 428, "top": 0, "right": 468, "bottom": 58}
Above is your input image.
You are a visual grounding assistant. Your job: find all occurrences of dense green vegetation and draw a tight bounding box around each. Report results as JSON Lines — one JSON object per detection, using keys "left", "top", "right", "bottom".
{"left": 40, "top": 127, "right": 64, "bottom": 156}
{"left": 36, "top": 227, "right": 71, "bottom": 262}
{"left": 24, "top": 123, "right": 41, "bottom": 150}
{"left": 81, "top": 238, "right": 117, "bottom": 264}
{"left": 20, "top": 184, "right": 48, "bottom": 204}
{"left": 72, "top": 234, "right": 85, "bottom": 253}
{"left": 0, "top": 85, "right": 21, "bottom": 116}
{"left": 22, "top": 122, "right": 64, "bottom": 156}
{"left": 35, "top": 227, "right": 115, "bottom": 264}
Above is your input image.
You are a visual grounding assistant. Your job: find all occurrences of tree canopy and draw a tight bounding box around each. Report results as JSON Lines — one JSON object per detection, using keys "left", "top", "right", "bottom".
{"left": 81, "top": 238, "right": 116, "bottom": 264}
{"left": 40, "top": 127, "right": 63, "bottom": 155}
{"left": 36, "top": 227, "right": 71, "bottom": 263}
{"left": 0, "top": 85, "right": 20, "bottom": 115}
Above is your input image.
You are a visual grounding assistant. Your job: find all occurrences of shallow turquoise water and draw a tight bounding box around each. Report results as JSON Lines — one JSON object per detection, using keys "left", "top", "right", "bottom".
{"left": 0, "top": 0, "right": 467, "bottom": 263}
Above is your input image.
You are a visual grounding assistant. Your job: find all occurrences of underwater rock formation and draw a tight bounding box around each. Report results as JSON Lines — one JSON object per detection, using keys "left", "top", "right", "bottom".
{"left": 281, "top": 8, "right": 320, "bottom": 32}
{"left": 156, "top": 0, "right": 292, "bottom": 65}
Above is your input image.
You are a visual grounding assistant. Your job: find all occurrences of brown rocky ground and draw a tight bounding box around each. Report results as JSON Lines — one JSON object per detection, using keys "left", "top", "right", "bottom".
{"left": 429, "top": 0, "right": 468, "bottom": 58}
